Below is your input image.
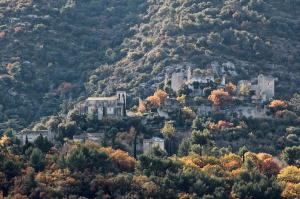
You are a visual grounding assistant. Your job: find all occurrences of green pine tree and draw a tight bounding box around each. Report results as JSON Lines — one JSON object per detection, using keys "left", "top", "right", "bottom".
{"left": 24, "top": 169, "right": 37, "bottom": 191}
{"left": 238, "top": 146, "right": 249, "bottom": 163}
{"left": 53, "top": 108, "right": 59, "bottom": 116}
{"left": 178, "top": 138, "right": 190, "bottom": 157}
{"left": 123, "top": 102, "right": 126, "bottom": 117}
{"left": 178, "top": 108, "right": 183, "bottom": 127}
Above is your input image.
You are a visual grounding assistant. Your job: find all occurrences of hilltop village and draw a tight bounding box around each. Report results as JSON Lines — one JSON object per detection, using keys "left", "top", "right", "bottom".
{"left": 17, "top": 60, "right": 283, "bottom": 157}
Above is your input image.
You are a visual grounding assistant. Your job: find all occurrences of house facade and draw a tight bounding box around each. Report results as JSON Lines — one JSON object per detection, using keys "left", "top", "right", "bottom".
{"left": 74, "top": 91, "right": 126, "bottom": 119}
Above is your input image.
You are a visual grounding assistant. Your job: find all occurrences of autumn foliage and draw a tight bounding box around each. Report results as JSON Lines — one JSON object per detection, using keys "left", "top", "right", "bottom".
{"left": 54, "top": 82, "right": 73, "bottom": 95}
{"left": 208, "top": 88, "right": 232, "bottom": 107}
{"left": 145, "top": 95, "right": 161, "bottom": 109}
{"left": 209, "top": 120, "right": 234, "bottom": 133}
{"left": 256, "top": 153, "right": 280, "bottom": 178}
{"left": 268, "top": 100, "right": 287, "bottom": 111}
{"left": 154, "top": 89, "right": 168, "bottom": 105}
{"left": 225, "top": 82, "right": 236, "bottom": 96}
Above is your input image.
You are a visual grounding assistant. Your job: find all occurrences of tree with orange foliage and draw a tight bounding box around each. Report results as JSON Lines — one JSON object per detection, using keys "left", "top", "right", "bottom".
{"left": 154, "top": 89, "right": 168, "bottom": 105}
{"left": 268, "top": 100, "right": 287, "bottom": 112}
{"left": 209, "top": 120, "right": 234, "bottom": 134}
{"left": 104, "top": 148, "right": 138, "bottom": 172}
{"left": 137, "top": 104, "right": 145, "bottom": 112}
{"left": 208, "top": 88, "right": 232, "bottom": 107}
{"left": 225, "top": 82, "right": 236, "bottom": 96}
{"left": 54, "top": 82, "right": 72, "bottom": 95}
{"left": 145, "top": 95, "right": 160, "bottom": 109}
{"left": 256, "top": 153, "right": 280, "bottom": 178}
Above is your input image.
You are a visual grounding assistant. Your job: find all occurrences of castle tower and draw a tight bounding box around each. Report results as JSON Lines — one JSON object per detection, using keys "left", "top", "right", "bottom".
{"left": 171, "top": 73, "right": 184, "bottom": 92}
{"left": 117, "top": 91, "right": 126, "bottom": 104}
{"left": 257, "top": 74, "right": 274, "bottom": 102}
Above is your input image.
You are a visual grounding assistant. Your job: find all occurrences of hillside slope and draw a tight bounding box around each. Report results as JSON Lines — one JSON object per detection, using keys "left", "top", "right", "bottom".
{"left": 0, "top": 0, "right": 300, "bottom": 131}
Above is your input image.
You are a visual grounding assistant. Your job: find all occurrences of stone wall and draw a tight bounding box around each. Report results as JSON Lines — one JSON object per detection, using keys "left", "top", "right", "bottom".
{"left": 197, "top": 105, "right": 217, "bottom": 116}
{"left": 171, "top": 73, "right": 184, "bottom": 92}
{"left": 20, "top": 130, "right": 54, "bottom": 145}
{"left": 226, "top": 105, "right": 270, "bottom": 119}
{"left": 143, "top": 137, "right": 164, "bottom": 153}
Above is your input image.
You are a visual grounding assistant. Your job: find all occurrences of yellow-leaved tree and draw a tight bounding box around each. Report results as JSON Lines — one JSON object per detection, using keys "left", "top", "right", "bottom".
{"left": 277, "top": 166, "right": 300, "bottom": 199}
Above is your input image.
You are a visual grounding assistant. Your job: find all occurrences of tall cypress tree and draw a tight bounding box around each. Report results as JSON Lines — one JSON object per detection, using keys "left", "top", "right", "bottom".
{"left": 123, "top": 102, "right": 126, "bottom": 117}
{"left": 178, "top": 108, "right": 183, "bottom": 127}
{"left": 53, "top": 108, "right": 59, "bottom": 116}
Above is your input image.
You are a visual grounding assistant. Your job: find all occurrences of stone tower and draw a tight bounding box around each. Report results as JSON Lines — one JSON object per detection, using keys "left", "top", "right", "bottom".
{"left": 257, "top": 74, "right": 274, "bottom": 102}
{"left": 117, "top": 91, "right": 126, "bottom": 104}
{"left": 171, "top": 73, "right": 184, "bottom": 92}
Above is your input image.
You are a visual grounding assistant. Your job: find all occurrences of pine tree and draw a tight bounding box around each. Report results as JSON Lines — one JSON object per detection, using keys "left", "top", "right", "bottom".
{"left": 53, "top": 108, "right": 59, "bottom": 116}
{"left": 123, "top": 102, "right": 126, "bottom": 117}
{"left": 238, "top": 146, "right": 249, "bottom": 163}
{"left": 57, "top": 154, "right": 67, "bottom": 170}
{"left": 178, "top": 108, "right": 183, "bottom": 127}
{"left": 25, "top": 135, "right": 28, "bottom": 145}
{"left": 25, "top": 169, "right": 37, "bottom": 191}
{"left": 29, "top": 148, "right": 45, "bottom": 172}
{"left": 100, "top": 135, "right": 109, "bottom": 147}
{"left": 178, "top": 138, "right": 190, "bottom": 157}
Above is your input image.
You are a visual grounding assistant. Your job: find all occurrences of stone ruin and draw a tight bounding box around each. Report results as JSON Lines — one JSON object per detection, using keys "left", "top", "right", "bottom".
{"left": 237, "top": 74, "right": 275, "bottom": 103}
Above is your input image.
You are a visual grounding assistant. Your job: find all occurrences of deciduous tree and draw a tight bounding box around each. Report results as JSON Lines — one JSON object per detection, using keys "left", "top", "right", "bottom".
{"left": 208, "top": 88, "right": 232, "bottom": 107}
{"left": 268, "top": 100, "right": 287, "bottom": 112}
{"left": 239, "top": 84, "right": 249, "bottom": 97}
{"left": 145, "top": 95, "right": 160, "bottom": 109}
{"left": 225, "top": 82, "right": 236, "bottom": 96}
{"left": 154, "top": 89, "right": 168, "bottom": 105}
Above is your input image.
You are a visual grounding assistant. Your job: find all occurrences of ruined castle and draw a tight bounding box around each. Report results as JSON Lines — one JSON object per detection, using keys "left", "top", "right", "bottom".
{"left": 237, "top": 74, "right": 275, "bottom": 103}
{"left": 170, "top": 67, "right": 215, "bottom": 92}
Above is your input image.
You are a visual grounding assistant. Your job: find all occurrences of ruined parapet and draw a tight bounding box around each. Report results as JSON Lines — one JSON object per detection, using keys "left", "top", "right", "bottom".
{"left": 171, "top": 73, "right": 184, "bottom": 92}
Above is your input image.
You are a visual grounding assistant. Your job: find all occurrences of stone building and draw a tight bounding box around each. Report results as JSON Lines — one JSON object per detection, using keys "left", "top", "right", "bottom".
{"left": 237, "top": 74, "right": 274, "bottom": 103}
{"left": 143, "top": 137, "right": 164, "bottom": 153}
{"left": 170, "top": 67, "right": 215, "bottom": 92}
{"left": 74, "top": 91, "right": 126, "bottom": 119}
{"left": 171, "top": 73, "right": 184, "bottom": 92}
{"left": 73, "top": 133, "right": 104, "bottom": 142}
{"left": 17, "top": 130, "right": 54, "bottom": 145}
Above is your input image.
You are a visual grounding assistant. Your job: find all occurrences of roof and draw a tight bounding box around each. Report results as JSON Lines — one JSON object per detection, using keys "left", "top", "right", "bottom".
{"left": 152, "top": 137, "right": 164, "bottom": 141}
{"left": 144, "top": 137, "right": 164, "bottom": 142}
{"left": 86, "top": 96, "right": 118, "bottom": 101}
{"left": 86, "top": 133, "right": 104, "bottom": 137}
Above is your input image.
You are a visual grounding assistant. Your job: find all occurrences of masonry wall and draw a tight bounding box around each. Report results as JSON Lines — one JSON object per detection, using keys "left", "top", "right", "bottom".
{"left": 143, "top": 141, "right": 164, "bottom": 153}
{"left": 171, "top": 73, "right": 184, "bottom": 92}
{"left": 21, "top": 130, "right": 54, "bottom": 145}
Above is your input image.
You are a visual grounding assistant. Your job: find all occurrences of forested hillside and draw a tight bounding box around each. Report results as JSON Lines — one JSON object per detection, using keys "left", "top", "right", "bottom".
{"left": 0, "top": 0, "right": 300, "bottom": 131}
